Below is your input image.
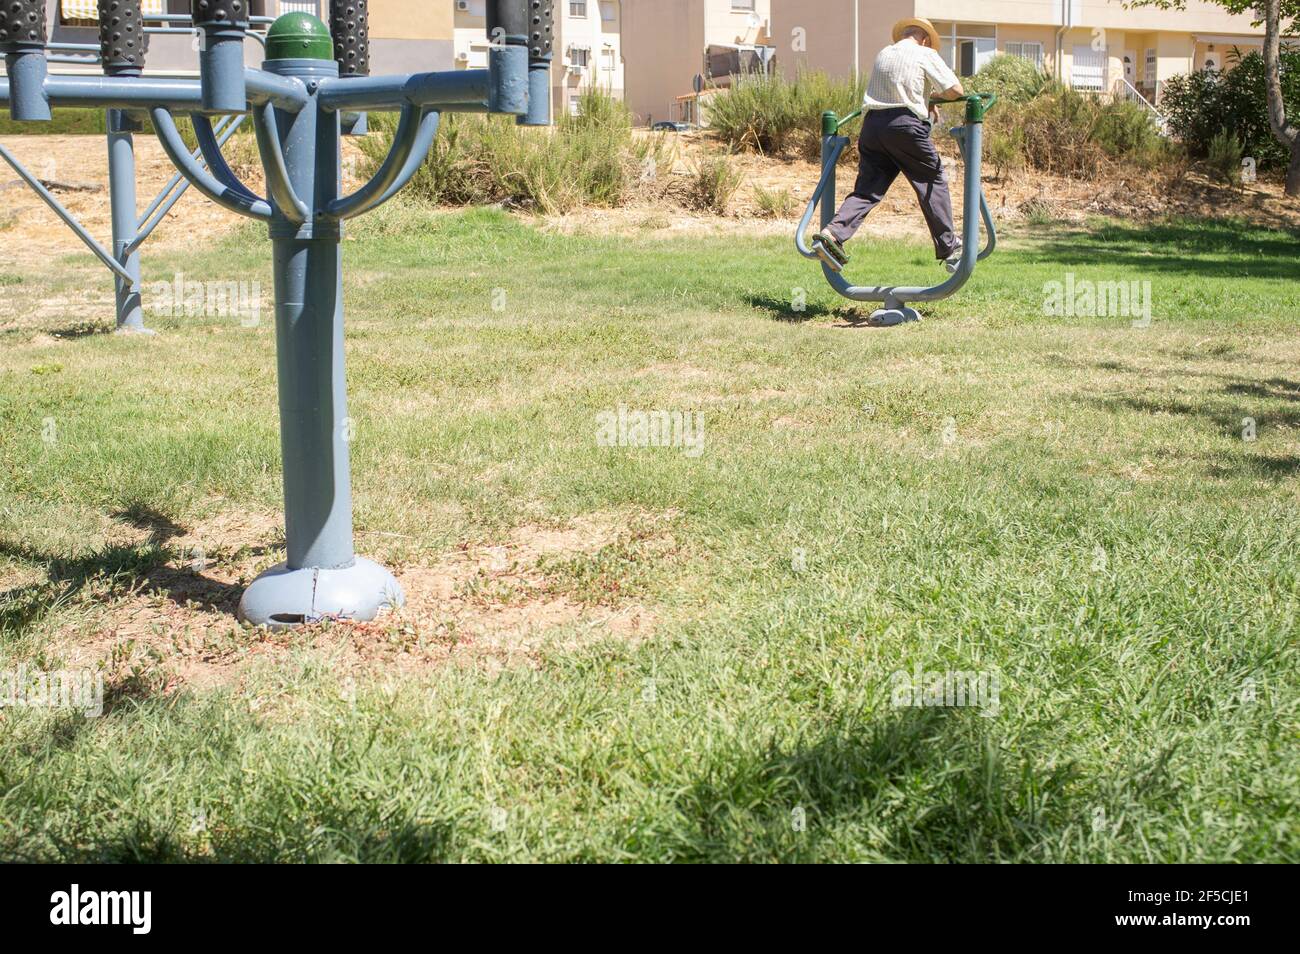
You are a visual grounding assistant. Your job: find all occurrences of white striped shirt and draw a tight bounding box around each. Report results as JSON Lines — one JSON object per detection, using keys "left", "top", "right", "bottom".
{"left": 863, "top": 38, "right": 960, "bottom": 120}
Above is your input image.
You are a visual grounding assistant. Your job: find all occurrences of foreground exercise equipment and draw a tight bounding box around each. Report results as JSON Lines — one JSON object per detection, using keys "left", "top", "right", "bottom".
{"left": 796, "top": 93, "right": 998, "bottom": 325}
{"left": 1, "top": 0, "right": 548, "bottom": 627}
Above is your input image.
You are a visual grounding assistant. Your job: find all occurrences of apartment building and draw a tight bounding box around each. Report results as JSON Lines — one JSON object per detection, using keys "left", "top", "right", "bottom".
{"left": 27, "top": 1, "right": 453, "bottom": 75}
{"left": 454, "top": 0, "right": 624, "bottom": 117}
{"left": 621, "top": 0, "right": 775, "bottom": 125}
{"left": 770, "top": 0, "right": 1268, "bottom": 105}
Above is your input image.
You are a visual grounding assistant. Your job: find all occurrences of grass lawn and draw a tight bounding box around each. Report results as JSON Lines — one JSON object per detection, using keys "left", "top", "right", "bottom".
{"left": 0, "top": 205, "right": 1297, "bottom": 862}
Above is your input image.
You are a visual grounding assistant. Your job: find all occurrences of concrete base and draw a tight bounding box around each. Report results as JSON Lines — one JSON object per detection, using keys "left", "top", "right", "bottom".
{"left": 868, "top": 306, "right": 922, "bottom": 327}
{"left": 113, "top": 325, "right": 156, "bottom": 336}
{"left": 238, "top": 557, "right": 405, "bottom": 629}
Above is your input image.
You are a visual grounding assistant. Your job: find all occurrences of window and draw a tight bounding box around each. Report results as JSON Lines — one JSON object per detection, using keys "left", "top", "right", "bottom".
{"left": 570, "top": 1, "right": 587, "bottom": 16}
{"left": 569, "top": 46, "right": 590, "bottom": 68}
{"left": 1144, "top": 49, "right": 1157, "bottom": 86}
{"left": 601, "top": 47, "right": 616, "bottom": 72}
{"left": 933, "top": 22, "right": 996, "bottom": 78}
{"left": 1071, "top": 44, "right": 1106, "bottom": 91}
{"left": 569, "top": 94, "right": 581, "bottom": 116}
{"left": 1005, "top": 41, "right": 1043, "bottom": 70}
{"left": 599, "top": 1, "right": 616, "bottom": 21}
{"left": 731, "top": 0, "right": 756, "bottom": 9}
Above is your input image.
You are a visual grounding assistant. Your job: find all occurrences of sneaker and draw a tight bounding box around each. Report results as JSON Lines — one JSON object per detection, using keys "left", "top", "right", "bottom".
{"left": 813, "top": 230, "right": 849, "bottom": 272}
{"left": 943, "top": 244, "right": 964, "bottom": 274}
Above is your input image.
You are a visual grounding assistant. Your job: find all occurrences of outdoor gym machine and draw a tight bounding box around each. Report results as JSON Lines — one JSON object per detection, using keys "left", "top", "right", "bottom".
{"left": 0, "top": 5, "right": 275, "bottom": 332}
{"left": 795, "top": 93, "right": 998, "bottom": 325}
{"left": 1, "top": 0, "right": 557, "bottom": 627}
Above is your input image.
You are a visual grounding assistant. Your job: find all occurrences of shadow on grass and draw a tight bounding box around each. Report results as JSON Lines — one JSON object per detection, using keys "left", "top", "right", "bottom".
{"left": 1085, "top": 393, "right": 1300, "bottom": 479}
{"left": 0, "top": 502, "right": 262, "bottom": 639}
{"left": 643, "top": 705, "right": 1080, "bottom": 862}
{"left": 1028, "top": 218, "right": 1300, "bottom": 280}
{"left": 746, "top": 294, "right": 833, "bottom": 323}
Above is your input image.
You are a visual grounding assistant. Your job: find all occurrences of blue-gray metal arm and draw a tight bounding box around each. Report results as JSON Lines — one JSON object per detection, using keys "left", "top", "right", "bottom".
{"left": 794, "top": 135, "right": 850, "bottom": 261}
{"left": 243, "top": 68, "right": 309, "bottom": 112}
{"left": 0, "top": 142, "right": 135, "bottom": 284}
{"left": 130, "top": 115, "right": 246, "bottom": 254}
{"left": 150, "top": 107, "right": 272, "bottom": 220}
{"left": 315, "top": 70, "right": 491, "bottom": 113}
{"left": 190, "top": 114, "right": 262, "bottom": 205}
{"left": 252, "top": 104, "right": 310, "bottom": 224}
{"left": 324, "top": 106, "right": 440, "bottom": 220}
{"left": 0, "top": 70, "right": 305, "bottom": 114}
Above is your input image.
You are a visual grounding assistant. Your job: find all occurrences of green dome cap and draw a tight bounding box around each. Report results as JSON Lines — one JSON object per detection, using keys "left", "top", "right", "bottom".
{"left": 265, "top": 12, "right": 332, "bottom": 61}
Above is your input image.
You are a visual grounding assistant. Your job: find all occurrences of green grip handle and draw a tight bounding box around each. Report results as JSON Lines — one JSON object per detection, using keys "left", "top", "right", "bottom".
{"left": 928, "top": 92, "right": 997, "bottom": 123}
{"left": 966, "top": 92, "right": 996, "bottom": 122}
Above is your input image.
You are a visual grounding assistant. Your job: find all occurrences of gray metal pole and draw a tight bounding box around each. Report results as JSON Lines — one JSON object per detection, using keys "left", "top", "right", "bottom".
{"left": 106, "top": 109, "right": 147, "bottom": 333}
{"left": 237, "top": 53, "right": 401, "bottom": 627}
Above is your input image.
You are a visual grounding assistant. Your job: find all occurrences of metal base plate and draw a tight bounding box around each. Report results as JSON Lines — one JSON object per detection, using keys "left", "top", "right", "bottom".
{"left": 868, "top": 306, "right": 922, "bottom": 327}
{"left": 238, "top": 557, "right": 405, "bottom": 629}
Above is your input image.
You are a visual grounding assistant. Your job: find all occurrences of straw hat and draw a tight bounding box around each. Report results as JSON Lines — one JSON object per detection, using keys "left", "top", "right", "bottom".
{"left": 892, "top": 17, "right": 941, "bottom": 50}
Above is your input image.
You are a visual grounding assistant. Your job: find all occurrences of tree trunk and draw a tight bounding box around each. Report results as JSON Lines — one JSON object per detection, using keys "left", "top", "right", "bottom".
{"left": 1261, "top": 0, "right": 1300, "bottom": 197}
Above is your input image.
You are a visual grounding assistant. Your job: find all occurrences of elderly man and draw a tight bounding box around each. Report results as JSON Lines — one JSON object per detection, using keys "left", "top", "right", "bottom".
{"left": 814, "top": 18, "right": 967, "bottom": 274}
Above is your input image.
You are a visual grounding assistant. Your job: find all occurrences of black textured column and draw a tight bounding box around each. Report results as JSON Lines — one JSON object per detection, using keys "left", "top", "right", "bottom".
{"left": 97, "top": 0, "right": 147, "bottom": 76}
{"left": 0, "top": 0, "right": 47, "bottom": 52}
{"left": 527, "top": 0, "right": 553, "bottom": 61}
{"left": 486, "top": 0, "right": 528, "bottom": 45}
{"left": 190, "top": 0, "right": 249, "bottom": 29}
{"left": 328, "top": 0, "right": 369, "bottom": 77}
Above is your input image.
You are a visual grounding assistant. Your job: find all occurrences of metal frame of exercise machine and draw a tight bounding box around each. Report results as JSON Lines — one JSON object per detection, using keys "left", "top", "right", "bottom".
{"left": 795, "top": 92, "right": 998, "bottom": 325}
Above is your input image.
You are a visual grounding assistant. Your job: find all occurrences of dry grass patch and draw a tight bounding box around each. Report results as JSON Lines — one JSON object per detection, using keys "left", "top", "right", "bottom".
{"left": 47, "top": 508, "right": 675, "bottom": 694}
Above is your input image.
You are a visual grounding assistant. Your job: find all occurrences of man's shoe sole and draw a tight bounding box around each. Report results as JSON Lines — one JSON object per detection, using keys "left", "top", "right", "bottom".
{"left": 813, "top": 240, "right": 846, "bottom": 273}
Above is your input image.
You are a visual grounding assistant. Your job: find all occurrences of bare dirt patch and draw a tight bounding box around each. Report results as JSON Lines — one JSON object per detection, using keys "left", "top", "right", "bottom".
{"left": 54, "top": 508, "right": 671, "bottom": 694}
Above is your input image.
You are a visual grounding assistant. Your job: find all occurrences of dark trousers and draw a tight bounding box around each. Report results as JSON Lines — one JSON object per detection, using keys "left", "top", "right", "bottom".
{"left": 826, "top": 107, "right": 958, "bottom": 260}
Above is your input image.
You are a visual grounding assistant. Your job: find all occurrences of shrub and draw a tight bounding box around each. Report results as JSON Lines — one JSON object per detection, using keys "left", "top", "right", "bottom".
{"left": 983, "top": 122, "right": 1026, "bottom": 180}
{"left": 1092, "top": 100, "right": 1170, "bottom": 167}
{"left": 706, "top": 71, "right": 866, "bottom": 160}
{"left": 1160, "top": 47, "right": 1300, "bottom": 171}
{"left": 753, "top": 185, "right": 797, "bottom": 218}
{"left": 980, "top": 84, "right": 1173, "bottom": 178}
{"left": 357, "top": 89, "right": 660, "bottom": 214}
{"left": 1012, "top": 85, "right": 1108, "bottom": 177}
{"left": 1207, "top": 129, "right": 1245, "bottom": 187}
{"left": 688, "top": 156, "right": 745, "bottom": 214}
{"left": 968, "top": 55, "right": 1050, "bottom": 106}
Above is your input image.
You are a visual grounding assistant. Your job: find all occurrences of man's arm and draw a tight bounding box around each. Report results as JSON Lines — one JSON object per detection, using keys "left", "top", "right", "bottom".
{"left": 922, "top": 50, "right": 965, "bottom": 101}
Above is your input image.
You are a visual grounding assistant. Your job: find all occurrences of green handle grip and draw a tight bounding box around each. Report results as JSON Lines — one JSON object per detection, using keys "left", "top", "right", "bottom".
{"left": 928, "top": 92, "right": 997, "bottom": 123}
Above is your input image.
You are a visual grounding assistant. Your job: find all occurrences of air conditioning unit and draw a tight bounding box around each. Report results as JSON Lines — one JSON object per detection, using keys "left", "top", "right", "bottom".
{"left": 456, "top": 1, "right": 470, "bottom": 11}
{"left": 456, "top": 51, "right": 469, "bottom": 62}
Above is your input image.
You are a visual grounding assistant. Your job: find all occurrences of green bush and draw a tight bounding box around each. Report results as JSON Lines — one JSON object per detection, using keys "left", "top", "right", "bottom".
{"left": 1207, "top": 129, "right": 1246, "bottom": 186}
{"left": 1093, "top": 99, "right": 1170, "bottom": 166}
{"left": 968, "top": 54, "right": 1050, "bottom": 106}
{"left": 979, "top": 83, "right": 1173, "bottom": 177}
{"left": 357, "top": 89, "right": 665, "bottom": 214}
{"left": 1160, "top": 47, "right": 1300, "bottom": 171}
{"left": 705, "top": 71, "right": 866, "bottom": 160}
{"left": 753, "top": 184, "right": 796, "bottom": 218}
{"left": 688, "top": 155, "right": 745, "bottom": 214}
